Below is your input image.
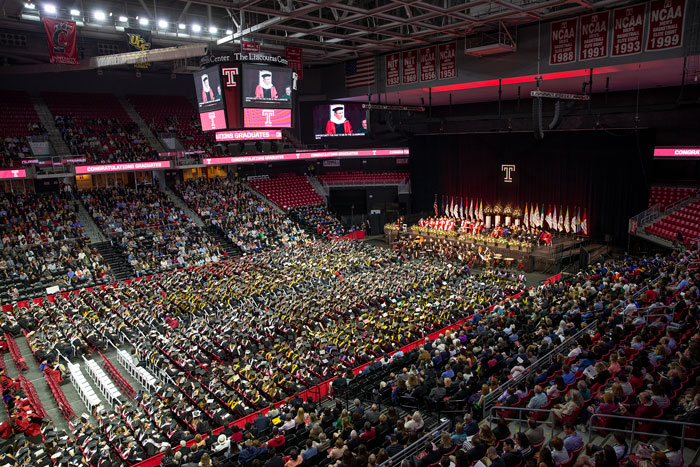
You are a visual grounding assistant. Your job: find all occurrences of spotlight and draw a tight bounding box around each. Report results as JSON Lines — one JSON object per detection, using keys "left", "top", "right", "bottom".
{"left": 191, "top": 24, "right": 201, "bottom": 32}
{"left": 70, "top": 8, "right": 80, "bottom": 15}
{"left": 158, "top": 19, "right": 168, "bottom": 28}
{"left": 178, "top": 23, "right": 186, "bottom": 30}
{"left": 118, "top": 15, "right": 128, "bottom": 22}
{"left": 94, "top": 10, "right": 106, "bottom": 21}
{"left": 209, "top": 26, "right": 217, "bottom": 34}
{"left": 43, "top": 3, "right": 56, "bottom": 13}
{"left": 139, "top": 17, "right": 149, "bottom": 26}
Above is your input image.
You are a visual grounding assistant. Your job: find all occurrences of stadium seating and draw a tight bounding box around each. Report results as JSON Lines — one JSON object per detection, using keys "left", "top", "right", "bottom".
{"left": 248, "top": 174, "right": 324, "bottom": 210}
{"left": 0, "top": 91, "right": 45, "bottom": 166}
{"left": 645, "top": 199, "right": 700, "bottom": 246}
{"left": 648, "top": 186, "right": 697, "bottom": 209}
{"left": 128, "top": 94, "right": 213, "bottom": 151}
{"left": 318, "top": 171, "right": 410, "bottom": 186}
{"left": 43, "top": 92, "right": 158, "bottom": 163}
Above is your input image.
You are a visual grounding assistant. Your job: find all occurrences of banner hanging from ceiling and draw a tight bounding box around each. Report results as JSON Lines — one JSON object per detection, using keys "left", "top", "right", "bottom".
{"left": 285, "top": 46, "right": 303, "bottom": 79}
{"left": 385, "top": 53, "right": 400, "bottom": 86}
{"left": 125, "top": 28, "right": 152, "bottom": 69}
{"left": 646, "top": 0, "right": 685, "bottom": 51}
{"left": 402, "top": 49, "right": 418, "bottom": 84}
{"left": 438, "top": 41, "right": 457, "bottom": 79}
{"left": 611, "top": 3, "right": 646, "bottom": 56}
{"left": 43, "top": 18, "right": 79, "bottom": 65}
{"left": 550, "top": 18, "right": 577, "bottom": 65}
{"left": 579, "top": 11, "right": 609, "bottom": 61}
{"left": 420, "top": 46, "right": 437, "bottom": 82}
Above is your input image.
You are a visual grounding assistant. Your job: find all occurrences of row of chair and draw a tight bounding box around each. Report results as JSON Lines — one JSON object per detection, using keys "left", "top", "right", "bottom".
{"left": 43, "top": 369, "right": 77, "bottom": 422}
{"left": 116, "top": 348, "right": 158, "bottom": 393}
{"left": 4, "top": 332, "right": 28, "bottom": 372}
{"left": 83, "top": 357, "right": 123, "bottom": 408}
{"left": 68, "top": 361, "right": 102, "bottom": 413}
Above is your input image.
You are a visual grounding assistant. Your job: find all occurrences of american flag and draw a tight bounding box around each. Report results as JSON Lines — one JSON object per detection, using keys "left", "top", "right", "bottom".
{"left": 345, "top": 57, "right": 376, "bottom": 89}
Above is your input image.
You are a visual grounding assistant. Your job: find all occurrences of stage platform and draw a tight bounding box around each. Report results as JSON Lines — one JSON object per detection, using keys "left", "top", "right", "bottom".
{"left": 385, "top": 229, "right": 586, "bottom": 274}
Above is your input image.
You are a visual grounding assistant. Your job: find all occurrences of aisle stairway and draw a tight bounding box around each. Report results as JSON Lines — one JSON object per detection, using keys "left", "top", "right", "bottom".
{"left": 29, "top": 93, "right": 71, "bottom": 156}
{"left": 117, "top": 96, "right": 166, "bottom": 154}
{"left": 93, "top": 242, "right": 135, "bottom": 281}
{"left": 204, "top": 226, "right": 244, "bottom": 259}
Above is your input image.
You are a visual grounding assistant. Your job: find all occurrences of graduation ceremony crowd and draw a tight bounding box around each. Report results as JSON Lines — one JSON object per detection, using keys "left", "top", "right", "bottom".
{"left": 175, "top": 178, "right": 308, "bottom": 254}
{"left": 81, "top": 186, "right": 225, "bottom": 276}
{"left": 0, "top": 180, "right": 697, "bottom": 467}
{"left": 0, "top": 192, "right": 113, "bottom": 302}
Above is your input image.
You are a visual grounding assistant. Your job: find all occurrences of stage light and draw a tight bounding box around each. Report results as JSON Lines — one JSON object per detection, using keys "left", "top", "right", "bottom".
{"left": 158, "top": 19, "right": 168, "bottom": 28}
{"left": 94, "top": 10, "right": 106, "bottom": 21}
{"left": 191, "top": 24, "right": 201, "bottom": 32}
{"left": 118, "top": 15, "right": 128, "bottom": 22}
{"left": 24, "top": 3, "right": 36, "bottom": 9}
{"left": 178, "top": 23, "right": 186, "bottom": 30}
{"left": 226, "top": 29, "right": 233, "bottom": 35}
{"left": 70, "top": 8, "right": 80, "bottom": 15}
{"left": 43, "top": 4, "right": 56, "bottom": 13}
{"left": 209, "top": 26, "right": 217, "bottom": 34}
{"left": 139, "top": 17, "right": 149, "bottom": 26}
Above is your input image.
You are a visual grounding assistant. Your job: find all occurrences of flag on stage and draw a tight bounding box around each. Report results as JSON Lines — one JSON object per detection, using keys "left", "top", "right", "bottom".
{"left": 545, "top": 205, "right": 553, "bottom": 229}
{"left": 469, "top": 199, "right": 474, "bottom": 220}
{"left": 541, "top": 205, "right": 546, "bottom": 228}
{"left": 553, "top": 206, "right": 557, "bottom": 230}
{"left": 450, "top": 197, "right": 455, "bottom": 218}
{"left": 524, "top": 204, "right": 529, "bottom": 228}
{"left": 532, "top": 204, "right": 539, "bottom": 228}
{"left": 571, "top": 208, "right": 578, "bottom": 233}
{"left": 460, "top": 198, "right": 465, "bottom": 219}
{"left": 564, "top": 207, "right": 570, "bottom": 233}
{"left": 575, "top": 207, "right": 581, "bottom": 233}
{"left": 433, "top": 195, "right": 438, "bottom": 217}
{"left": 581, "top": 209, "right": 588, "bottom": 235}
{"left": 478, "top": 200, "right": 483, "bottom": 220}
{"left": 558, "top": 206, "right": 564, "bottom": 232}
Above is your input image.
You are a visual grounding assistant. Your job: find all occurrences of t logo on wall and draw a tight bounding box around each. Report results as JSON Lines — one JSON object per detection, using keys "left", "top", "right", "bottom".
{"left": 262, "top": 110, "right": 275, "bottom": 126}
{"left": 501, "top": 164, "right": 516, "bottom": 182}
{"left": 222, "top": 67, "right": 239, "bottom": 87}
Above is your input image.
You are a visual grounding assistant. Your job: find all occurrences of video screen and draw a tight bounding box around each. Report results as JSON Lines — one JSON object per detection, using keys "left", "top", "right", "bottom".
{"left": 242, "top": 64, "right": 293, "bottom": 109}
{"left": 243, "top": 108, "right": 292, "bottom": 128}
{"left": 194, "top": 65, "right": 224, "bottom": 112}
{"left": 312, "top": 103, "right": 368, "bottom": 140}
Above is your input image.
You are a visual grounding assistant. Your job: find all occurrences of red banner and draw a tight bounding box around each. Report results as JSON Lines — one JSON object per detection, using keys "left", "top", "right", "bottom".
{"left": 42, "top": 18, "right": 79, "bottom": 65}
{"left": 438, "top": 42, "right": 457, "bottom": 79}
{"left": 385, "top": 53, "right": 400, "bottom": 86}
{"left": 402, "top": 49, "right": 418, "bottom": 84}
{"left": 646, "top": 0, "right": 685, "bottom": 51}
{"left": 550, "top": 18, "right": 577, "bottom": 65}
{"left": 285, "top": 46, "right": 303, "bottom": 79}
{"left": 579, "top": 11, "right": 609, "bottom": 61}
{"left": 241, "top": 41, "right": 260, "bottom": 53}
{"left": 420, "top": 46, "right": 437, "bottom": 82}
{"left": 611, "top": 4, "right": 646, "bottom": 56}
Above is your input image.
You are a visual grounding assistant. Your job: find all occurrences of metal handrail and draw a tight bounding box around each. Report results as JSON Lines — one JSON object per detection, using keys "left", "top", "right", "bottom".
{"left": 588, "top": 413, "right": 700, "bottom": 452}
{"left": 487, "top": 406, "right": 558, "bottom": 435}
{"left": 379, "top": 418, "right": 451, "bottom": 467}
{"left": 484, "top": 319, "right": 598, "bottom": 419}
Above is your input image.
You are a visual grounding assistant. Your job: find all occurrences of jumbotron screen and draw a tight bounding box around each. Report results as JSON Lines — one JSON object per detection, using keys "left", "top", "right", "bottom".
{"left": 312, "top": 103, "right": 368, "bottom": 140}
{"left": 241, "top": 64, "right": 293, "bottom": 109}
{"left": 193, "top": 65, "right": 224, "bottom": 112}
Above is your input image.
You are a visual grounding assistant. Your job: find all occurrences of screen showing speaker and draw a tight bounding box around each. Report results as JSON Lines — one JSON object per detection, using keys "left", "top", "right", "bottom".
{"left": 312, "top": 103, "right": 368, "bottom": 140}
{"left": 241, "top": 64, "right": 293, "bottom": 109}
{"left": 193, "top": 65, "right": 224, "bottom": 112}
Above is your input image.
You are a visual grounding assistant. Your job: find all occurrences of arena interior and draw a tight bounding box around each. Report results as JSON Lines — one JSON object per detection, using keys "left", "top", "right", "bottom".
{"left": 0, "top": 0, "right": 700, "bottom": 465}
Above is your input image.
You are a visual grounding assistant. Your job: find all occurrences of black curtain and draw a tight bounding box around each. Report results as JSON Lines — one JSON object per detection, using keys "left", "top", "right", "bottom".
{"left": 410, "top": 129, "right": 655, "bottom": 244}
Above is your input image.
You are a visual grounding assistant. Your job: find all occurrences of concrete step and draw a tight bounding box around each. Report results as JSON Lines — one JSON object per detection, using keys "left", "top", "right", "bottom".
{"left": 118, "top": 96, "right": 166, "bottom": 154}
{"left": 29, "top": 94, "right": 71, "bottom": 156}
{"left": 75, "top": 199, "right": 107, "bottom": 243}
{"left": 162, "top": 188, "right": 205, "bottom": 228}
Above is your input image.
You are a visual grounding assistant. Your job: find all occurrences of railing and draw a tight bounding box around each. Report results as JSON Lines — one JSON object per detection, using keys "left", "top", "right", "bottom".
{"left": 484, "top": 319, "right": 597, "bottom": 419}
{"left": 629, "top": 205, "right": 661, "bottom": 232}
{"left": 588, "top": 413, "right": 700, "bottom": 452}
{"left": 379, "top": 418, "right": 451, "bottom": 467}
{"left": 487, "top": 406, "right": 557, "bottom": 435}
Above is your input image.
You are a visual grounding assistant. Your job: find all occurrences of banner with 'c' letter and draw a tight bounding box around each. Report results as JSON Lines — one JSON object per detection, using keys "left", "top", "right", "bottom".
{"left": 43, "top": 18, "right": 79, "bottom": 65}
